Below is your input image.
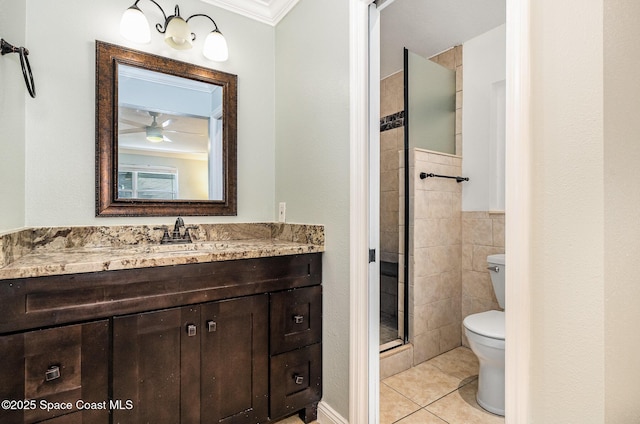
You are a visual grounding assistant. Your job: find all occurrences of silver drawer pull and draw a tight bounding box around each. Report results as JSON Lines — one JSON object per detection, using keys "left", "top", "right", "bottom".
{"left": 207, "top": 320, "right": 217, "bottom": 332}
{"left": 293, "top": 315, "right": 304, "bottom": 324}
{"left": 186, "top": 324, "right": 197, "bottom": 337}
{"left": 45, "top": 366, "right": 60, "bottom": 382}
{"left": 293, "top": 374, "right": 304, "bottom": 385}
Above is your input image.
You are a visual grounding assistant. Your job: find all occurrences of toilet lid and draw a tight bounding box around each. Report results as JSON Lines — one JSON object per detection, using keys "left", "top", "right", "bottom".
{"left": 464, "top": 310, "right": 505, "bottom": 340}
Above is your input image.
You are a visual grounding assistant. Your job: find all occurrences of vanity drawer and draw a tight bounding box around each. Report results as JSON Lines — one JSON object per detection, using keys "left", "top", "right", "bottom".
{"left": 0, "top": 321, "right": 109, "bottom": 424}
{"left": 270, "top": 286, "right": 322, "bottom": 355}
{"left": 38, "top": 412, "right": 81, "bottom": 424}
{"left": 270, "top": 343, "right": 322, "bottom": 420}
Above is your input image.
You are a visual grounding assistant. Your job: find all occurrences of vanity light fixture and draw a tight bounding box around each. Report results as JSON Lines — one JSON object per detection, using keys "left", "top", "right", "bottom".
{"left": 120, "top": 0, "right": 229, "bottom": 62}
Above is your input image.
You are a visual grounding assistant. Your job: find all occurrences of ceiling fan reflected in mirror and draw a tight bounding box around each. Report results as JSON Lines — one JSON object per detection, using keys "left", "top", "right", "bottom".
{"left": 119, "top": 110, "right": 205, "bottom": 143}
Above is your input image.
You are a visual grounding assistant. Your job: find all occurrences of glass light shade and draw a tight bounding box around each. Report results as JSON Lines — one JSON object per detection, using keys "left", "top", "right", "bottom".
{"left": 165, "top": 16, "right": 193, "bottom": 50}
{"left": 146, "top": 126, "right": 163, "bottom": 142}
{"left": 203, "top": 30, "right": 228, "bottom": 62}
{"left": 120, "top": 5, "right": 151, "bottom": 44}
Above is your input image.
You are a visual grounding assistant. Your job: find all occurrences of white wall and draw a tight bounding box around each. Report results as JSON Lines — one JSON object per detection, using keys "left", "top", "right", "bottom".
{"left": 604, "top": 0, "right": 640, "bottom": 420}
{"left": 462, "top": 25, "right": 506, "bottom": 211}
{"left": 0, "top": 0, "right": 26, "bottom": 233}
{"left": 23, "top": 0, "right": 275, "bottom": 226}
{"left": 529, "top": 0, "right": 605, "bottom": 421}
{"left": 275, "top": 0, "right": 351, "bottom": 418}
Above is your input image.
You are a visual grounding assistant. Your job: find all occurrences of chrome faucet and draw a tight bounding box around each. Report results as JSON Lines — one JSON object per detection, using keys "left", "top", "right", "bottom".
{"left": 154, "top": 217, "right": 196, "bottom": 244}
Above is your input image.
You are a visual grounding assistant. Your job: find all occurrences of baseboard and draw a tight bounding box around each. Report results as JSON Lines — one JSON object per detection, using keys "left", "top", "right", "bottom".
{"left": 317, "top": 401, "right": 349, "bottom": 424}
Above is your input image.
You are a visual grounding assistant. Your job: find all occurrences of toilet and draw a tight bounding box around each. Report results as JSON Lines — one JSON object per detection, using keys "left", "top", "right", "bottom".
{"left": 463, "top": 253, "right": 505, "bottom": 416}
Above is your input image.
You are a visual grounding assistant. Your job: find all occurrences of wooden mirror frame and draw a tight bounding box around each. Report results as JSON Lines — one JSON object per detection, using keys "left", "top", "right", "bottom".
{"left": 95, "top": 40, "right": 237, "bottom": 217}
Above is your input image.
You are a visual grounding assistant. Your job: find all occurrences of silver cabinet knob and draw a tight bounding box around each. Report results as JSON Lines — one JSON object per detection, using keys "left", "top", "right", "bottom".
{"left": 207, "top": 320, "right": 217, "bottom": 332}
{"left": 293, "top": 315, "right": 304, "bottom": 324}
{"left": 186, "top": 324, "right": 197, "bottom": 337}
{"left": 293, "top": 374, "right": 304, "bottom": 385}
{"left": 45, "top": 365, "right": 61, "bottom": 382}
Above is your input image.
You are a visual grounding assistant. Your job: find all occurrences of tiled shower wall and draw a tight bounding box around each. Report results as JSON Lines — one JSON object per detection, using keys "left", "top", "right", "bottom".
{"left": 409, "top": 149, "right": 463, "bottom": 365}
{"left": 430, "top": 46, "right": 463, "bottom": 155}
{"left": 379, "top": 48, "right": 462, "bottom": 342}
{"left": 381, "top": 46, "right": 506, "bottom": 371}
{"left": 380, "top": 72, "right": 404, "bottom": 334}
{"left": 380, "top": 46, "right": 463, "bottom": 265}
{"left": 380, "top": 71, "right": 404, "bottom": 265}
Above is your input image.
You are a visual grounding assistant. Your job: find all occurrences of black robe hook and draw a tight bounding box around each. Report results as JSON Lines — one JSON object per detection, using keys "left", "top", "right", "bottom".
{"left": 1, "top": 38, "right": 36, "bottom": 98}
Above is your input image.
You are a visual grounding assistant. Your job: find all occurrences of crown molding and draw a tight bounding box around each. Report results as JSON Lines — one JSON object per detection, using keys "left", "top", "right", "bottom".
{"left": 200, "top": 0, "right": 300, "bottom": 26}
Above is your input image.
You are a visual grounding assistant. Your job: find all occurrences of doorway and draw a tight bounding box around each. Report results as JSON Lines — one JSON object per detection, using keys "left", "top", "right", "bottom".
{"left": 348, "top": 0, "right": 534, "bottom": 422}
{"left": 377, "top": 0, "right": 505, "bottom": 359}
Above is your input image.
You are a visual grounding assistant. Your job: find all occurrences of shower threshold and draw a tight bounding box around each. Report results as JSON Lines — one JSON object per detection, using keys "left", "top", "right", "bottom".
{"left": 379, "top": 339, "right": 403, "bottom": 353}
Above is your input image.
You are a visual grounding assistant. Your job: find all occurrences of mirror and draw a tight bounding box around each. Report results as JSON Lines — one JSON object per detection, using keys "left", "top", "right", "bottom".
{"left": 96, "top": 41, "right": 237, "bottom": 216}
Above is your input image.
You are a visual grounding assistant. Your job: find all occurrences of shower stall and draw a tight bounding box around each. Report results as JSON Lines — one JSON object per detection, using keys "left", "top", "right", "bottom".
{"left": 379, "top": 48, "right": 459, "bottom": 357}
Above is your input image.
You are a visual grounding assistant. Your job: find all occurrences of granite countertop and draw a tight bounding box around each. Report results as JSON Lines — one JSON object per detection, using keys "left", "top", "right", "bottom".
{"left": 0, "top": 223, "right": 324, "bottom": 280}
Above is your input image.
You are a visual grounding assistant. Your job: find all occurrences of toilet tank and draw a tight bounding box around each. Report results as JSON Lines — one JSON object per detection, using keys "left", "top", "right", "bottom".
{"left": 487, "top": 254, "right": 506, "bottom": 309}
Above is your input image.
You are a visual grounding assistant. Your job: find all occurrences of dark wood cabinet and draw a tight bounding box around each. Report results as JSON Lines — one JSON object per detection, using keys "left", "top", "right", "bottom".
{"left": 0, "top": 321, "right": 109, "bottom": 424}
{"left": 269, "top": 286, "right": 322, "bottom": 419}
{"left": 270, "top": 343, "right": 322, "bottom": 420}
{"left": 0, "top": 254, "right": 322, "bottom": 424}
{"left": 113, "top": 296, "right": 269, "bottom": 424}
{"left": 200, "top": 296, "right": 269, "bottom": 424}
{"left": 112, "top": 305, "right": 199, "bottom": 424}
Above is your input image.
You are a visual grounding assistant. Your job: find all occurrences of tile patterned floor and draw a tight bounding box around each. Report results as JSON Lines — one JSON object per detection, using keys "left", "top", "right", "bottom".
{"left": 274, "top": 347, "right": 503, "bottom": 424}
{"left": 381, "top": 347, "right": 505, "bottom": 424}
{"left": 273, "top": 415, "right": 318, "bottom": 424}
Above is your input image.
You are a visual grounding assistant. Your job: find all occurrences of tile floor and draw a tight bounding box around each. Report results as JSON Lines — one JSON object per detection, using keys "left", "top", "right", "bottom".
{"left": 381, "top": 347, "right": 504, "bottom": 424}
{"left": 274, "top": 347, "right": 503, "bottom": 424}
{"left": 273, "top": 414, "right": 318, "bottom": 424}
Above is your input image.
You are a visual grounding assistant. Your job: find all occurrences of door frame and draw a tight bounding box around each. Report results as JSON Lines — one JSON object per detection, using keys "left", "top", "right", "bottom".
{"left": 349, "top": 0, "right": 532, "bottom": 422}
{"left": 349, "top": 1, "right": 377, "bottom": 423}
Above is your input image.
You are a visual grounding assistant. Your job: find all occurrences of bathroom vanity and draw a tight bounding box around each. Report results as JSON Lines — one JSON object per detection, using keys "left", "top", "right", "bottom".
{"left": 0, "top": 223, "right": 323, "bottom": 424}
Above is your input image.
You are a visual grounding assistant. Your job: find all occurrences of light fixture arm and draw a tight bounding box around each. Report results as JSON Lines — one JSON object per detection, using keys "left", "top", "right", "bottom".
{"left": 186, "top": 13, "right": 222, "bottom": 41}
{"left": 131, "top": 0, "right": 170, "bottom": 33}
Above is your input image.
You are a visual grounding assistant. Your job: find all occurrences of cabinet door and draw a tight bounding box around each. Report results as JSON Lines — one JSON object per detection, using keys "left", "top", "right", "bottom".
{"left": 200, "top": 295, "right": 269, "bottom": 424}
{"left": 112, "top": 306, "right": 201, "bottom": 424}
{"left": 0, "top": 320, "right": 109, "bottom": 424}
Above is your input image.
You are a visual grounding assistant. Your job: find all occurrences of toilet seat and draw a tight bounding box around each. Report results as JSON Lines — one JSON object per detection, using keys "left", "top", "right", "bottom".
{"left": 463, "top": 310, "right": 505, "bottom": 340}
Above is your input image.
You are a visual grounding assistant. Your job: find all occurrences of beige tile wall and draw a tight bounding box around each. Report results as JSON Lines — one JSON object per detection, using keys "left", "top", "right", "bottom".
{"left": 409, "top": 149, "right": 463, "bottom": 365}
{"left": 461, "top": 211, "right": 505, "bottom": 346}
{"left": 380, "top": 126, "right": 403, "bottom": 264}
{"left": 380, "top": 72, "right": 404, "bottom": 264}
{"left": 382, "top": 47, "right": 500, "bottom": 373}
{"left": 379, "top": 47, "right": 462, "bottom": 263}
{"left": 380, "top": 71, "right": 404, "bottom": 118}
{"left": 430, "top": 46, "right": 463, "bottom": 155}
{"left": 380, "top": 72, "right": 405, "bottom": 341}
